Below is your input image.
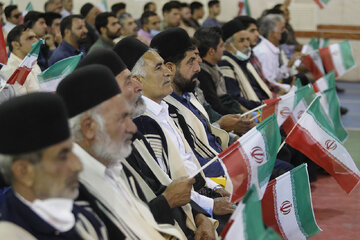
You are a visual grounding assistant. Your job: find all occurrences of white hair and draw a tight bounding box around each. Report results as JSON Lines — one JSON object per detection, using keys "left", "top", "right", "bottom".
{"left": 131, "top": 49, "right": 159, "bottom": 78}
{"left": 259, "top": 14, "right": 285, "bottom": 38}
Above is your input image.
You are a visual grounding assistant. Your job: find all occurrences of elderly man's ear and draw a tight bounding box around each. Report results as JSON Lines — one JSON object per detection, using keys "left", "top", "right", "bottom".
{"left": 12, "top": 160, "right": 35, "bottom": 187}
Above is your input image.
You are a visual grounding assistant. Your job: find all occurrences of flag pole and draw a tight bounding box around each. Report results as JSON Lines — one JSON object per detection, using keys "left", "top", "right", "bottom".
{"left": 190, "top": 156, "right": 219, "bottom": 179}
{"left": 240, "top": 103, "right": 267, "bottom": 118}
{"left": 277, "top": 95, "right": 321, "bottom": 153}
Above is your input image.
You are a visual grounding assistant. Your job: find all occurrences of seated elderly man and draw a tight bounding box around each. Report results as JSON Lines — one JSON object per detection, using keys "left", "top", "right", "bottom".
{"left": 57, "top": 64, "right": 215, "bottom": 239}
{"left": 114, "top": 36, "right": 234, "bottom": 233}
{"left": 75, "top": 49, "right": 215, "bottom": 240}
{"left": 218, "top": 20, "right": 273, "bottom": 112}
{"left": 0, "top": 92, "right": 107, "bottom": 239}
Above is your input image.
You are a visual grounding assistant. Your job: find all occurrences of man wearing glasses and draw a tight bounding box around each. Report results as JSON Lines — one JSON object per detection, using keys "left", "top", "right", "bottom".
{"left": 3, "top": 5, "right": 21, "bottom": 34}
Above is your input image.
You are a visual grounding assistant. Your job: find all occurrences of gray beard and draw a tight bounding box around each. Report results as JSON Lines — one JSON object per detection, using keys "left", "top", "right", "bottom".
{"left": 131, "top": 92, "right": 146, "bottom": 119}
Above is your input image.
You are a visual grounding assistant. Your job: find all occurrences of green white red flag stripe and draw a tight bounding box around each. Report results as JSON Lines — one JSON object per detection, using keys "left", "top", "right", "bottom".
{"left": 319, "top": 41, "right": 356, "bottom": 78}
{"left": 314, "top": 0, "right": 331, "bottom": 9}
{"left": 218, "top": 114, "right": 280, "bottom": 202}
{"left": 289, "top": 78, "right": 302, "bottom": 92}
{"left": 98, "top": 0, "right": 108, "bottom": 12}
{"left": 285, "top": 98, "right": 360, "bottom": 193}
{"left": 23, "top": 2, "right": 33, "bottom": 17}
{"left": 38, "top": 54, "right": 82, "bottom": 92}
{"left": 312, "top": 71, "right": 335, "bottom": 93}
{"left": 262, "top": 164, "right": 321, "bottom": 239}
{"left": 6, "top": 40, "right": 43, "bottom": 85}
{"left": 238, "top": 0, "right": 251, "bottom": 16}
{"left": 317, "top": 87, "right": 348, "bottom": 142}
{"left": 302, "top": 51, "right": 325, "bottom": 80}
{"left": 221, "top": 186, "right": 281, "bottom": 240}
{"left": 262, "top": 85, "right": 313, "bottom": 127}
{"left": 0, "top": 26, "right": 7, "bottom": 65}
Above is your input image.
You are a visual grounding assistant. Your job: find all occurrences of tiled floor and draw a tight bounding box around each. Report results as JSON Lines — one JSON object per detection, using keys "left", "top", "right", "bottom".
{"left": 310, "top": 81, "right": 360, "bottom": 240}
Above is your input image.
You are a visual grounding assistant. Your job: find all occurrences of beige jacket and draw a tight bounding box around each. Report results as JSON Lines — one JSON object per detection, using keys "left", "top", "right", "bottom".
{"left": 0, "top": 53, "right": 41, "bottom": 95}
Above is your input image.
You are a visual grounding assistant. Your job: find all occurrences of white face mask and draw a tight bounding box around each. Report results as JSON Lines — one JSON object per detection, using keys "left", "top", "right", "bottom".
{"left": 231, "top": 43, "right": 251, "bottom": 61}
{"left": 32, "top": 198, "right": 75, "bottom": 232}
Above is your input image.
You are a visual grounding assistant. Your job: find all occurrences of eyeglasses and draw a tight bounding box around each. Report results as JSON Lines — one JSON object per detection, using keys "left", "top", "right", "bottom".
{"left": 12, "top": 13, "right": 22, "bottom": 19}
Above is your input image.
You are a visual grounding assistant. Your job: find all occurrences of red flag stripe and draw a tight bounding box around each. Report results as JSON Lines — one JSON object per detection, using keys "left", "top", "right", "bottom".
{"left": 312, "top": 83, "right": 320, "bottom": 93}
{"left": 302, "top": 55, "right": 324, "bottom": 80}
{"left": 6, "top": 67, "right": 32, "bottom": 85}
{"left": 219, "top": 141, "right": 251, "bottom": 202}
{"left": 261, "top": 179, "right": 283, "bottom": 236}
{"left": 286, "top": 124, "right": 360, "bottom": 193}
{"left": 319, "top": 47, "right": 338, "bottom": 77}
{"left": 220, "top": 219, "right": 234, "bottom": 238}
{"left": 0, "top": 27, "right": 7, "bottom": 65}
{"left": 313, "top": 0, "right": 325, "bottom": 9}
{"left": 261, "top": 98, "right": 280, "bottom": 121}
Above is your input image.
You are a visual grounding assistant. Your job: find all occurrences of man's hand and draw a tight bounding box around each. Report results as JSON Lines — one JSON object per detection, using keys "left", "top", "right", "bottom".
{"left": 217, "top": 114, "right": 254, "bottom": 136}
{"left": 232, "top": 116, "right": 254, "bottom": 136}
{"left": 194, "top": 213, "right": 216, "bottom": 240}
{"left": 214, "top": 187, "right": 230, "bottom": 197}
{"left": 213, "top": 197, "right": 235, "bottom": 215}
{"left": 162, "top": 177, "right": 195, "bottom": 208}
{"left": 44, "top": 34, "right": 56, "bottom": 50}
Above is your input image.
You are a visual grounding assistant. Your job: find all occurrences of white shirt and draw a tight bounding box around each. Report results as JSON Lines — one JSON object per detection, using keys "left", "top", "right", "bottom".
{"left": 60, "top": 9, "right": 71, "bottom": 19}
{"left": 142, "top": 96, "right": 214, "bottom": 214}
{"left": 3, "top": 22, "right": 16, "bottom": 34}
{"left": 253, "top": 37, "right": 291, "bottom": 91}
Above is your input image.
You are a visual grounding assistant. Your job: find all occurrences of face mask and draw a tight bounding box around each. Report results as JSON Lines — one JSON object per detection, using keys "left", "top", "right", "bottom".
{"left": 149, "top": 29, "right": 161, "bottom": 37}
{"left": 231, "top": 43, "right": 251, "bottom": 61}
{"left": 279, "top": 31, "right": 288, "bottom": 44}
{"left": 32, "top": 198, "right": 75, "bottom": 232}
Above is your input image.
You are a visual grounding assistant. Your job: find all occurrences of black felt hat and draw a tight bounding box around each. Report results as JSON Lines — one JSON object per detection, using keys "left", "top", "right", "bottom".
{"left": 76, "top": 49, "right": 127, "bottom": 76}
{"left": 0, "top": 92, "right": 70, "bottom": 154}
{"left": 80, "top": 3, "right": 94, "bottom": 17}
{"left": 56, "top": 64, "right": 120, "bottom": 118}
{"left": 113, "top": 37, "right": 149, "bottom": 71}
{"left": 221, "top": 19, "right": 246, "bottom": 41}
{"left": 150, "top": 27, "right": 192, "bottom": 63}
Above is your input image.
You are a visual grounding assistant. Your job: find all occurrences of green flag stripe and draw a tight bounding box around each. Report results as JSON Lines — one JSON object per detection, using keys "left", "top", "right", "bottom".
{"left": 256, "top": 114, "right": 280, "bottom": 186}
{"left": 324, "top": 88, "right": 348, "bottom": 141}
{"left": 291, "top": 165, "right": 321, "bottom": 237}
{"left": 339, "top": 41, "right": 355, "bottom": 70}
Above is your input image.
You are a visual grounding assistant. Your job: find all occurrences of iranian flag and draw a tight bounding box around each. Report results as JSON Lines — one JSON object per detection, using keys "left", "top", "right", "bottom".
{"left": 238, "top": 0, "right": 251, "bottom": 16}
{"left": 221, "top": 186, "right": 281, "bottom": 240}
{"left": 38, "top": 54, "right": 82, "bottom": 92}
{"left": 218, "top": 114, "right": 280, "bottom": 202}
{"left": 302, "top": 50, "right": 325, "bottom": 80}
{"left": 23, "top": 2, "right": 33, "bottom": 17}
{"left": 285, "top": 97, "right": 360, "bottom": 193}
{"left": 6, "top": 40, "right": 44, "bottom": 85}
{"left": 317, "top": 87, "right": 348, "bottom": 142}
{"left": 262, "top": 85, "right": 313, "bottom": 127}
{"left": 314, "top": 0, "right": 331, "bottom": 9}
{"left": 261, "top": 164, "right": 322, "bottom": 239}
{"left": 98, "top": 0, "right": 108, "bottom": 12}
{"left": 0, "top": 26, "right": 7, "bottom": 65}
{"left": 289, "top": 78, "right": 302, "bottom": 92}
{"left": 312, "top": 71, "right": 335, "bottom": 93}
{"left": 319, "top": 41, "right": 356, "bottom": 77}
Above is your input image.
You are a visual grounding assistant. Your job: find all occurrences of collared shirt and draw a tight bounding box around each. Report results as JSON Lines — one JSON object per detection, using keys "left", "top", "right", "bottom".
{"left": 0, "top": 53, "right": 41, "bottom": 95}
{"left": 170, "top": 92, "right": 225, "bottom": 177}
{"left": 137, "top": 29, "right": 153, "bottom": 45}
{"left": 202, "top": 17, "right": 222, "bottom": 28}
{"left": 142, "top": 96, "right": 214, "bottom": 214}
{"left": 3, "top": 22, "right": 16, "bottom": 34}
{"left": 88, "top": 36, "right": 115, "bottom": 54}
{"left": 253, "top": 36, "right": 291, "bottom": 91}
{"left": 48, "top": 40, "right": 86, "bottom": 66}
{"left": 61, "top": 9, "right": 71, "bottom": 19}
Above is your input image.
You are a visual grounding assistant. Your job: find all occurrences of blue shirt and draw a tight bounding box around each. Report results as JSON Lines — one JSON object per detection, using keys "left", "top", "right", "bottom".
{"left": 48, "top": 40, "right": 86, "bottom": 66}
{"left": 202, "top": 17, "right": 222, "bottom": 28}
{"left": 171, "top": 92, "right": 225, "bottom": 177}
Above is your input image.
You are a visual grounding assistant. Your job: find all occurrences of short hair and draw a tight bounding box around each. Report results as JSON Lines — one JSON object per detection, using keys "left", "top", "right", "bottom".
{"left": 180, "top": 2, "right": 189, "bottom": 8}
{"left": 140, "top": 11, "right": 157, "bottom": 26}
{"left": 193, "top": 26, "right": 222, "bottom": 58}
{"left": 60, "top": 14, "right": 83, "bottom": 37}
{"left": 4, "top": 5, "right": 17, "bottom": 18}
{"left": 95, "top": 12, "right": 116, "bottom": 33}
{"left": 0, "top": 151, "right": 43, "bottom": 184}
{"left": 0, "top": 2, "right": 3, "bottom": 8}
{"left": 162, "top": 1, "right": 181, "bottom": 14}
{"left": 44, "top": 12, "right": 62, "bottom": 27}
{"left": 208, "top": 0, "right": 219, "bottom": 8}
{"left": 234, "top": 16, "right": 257, "bottom": 30}
{"left": 111, "top": 2, "right": 126, "bottom": 14}
{"left": 118, "top": 12, "right": 132, "bottom": 27}
{"left": 259, "top": 14, "right": 284, "bottom": 38}
{"left": 190, "top": 1, "right": 203, "bottom": 14}
{"left": 144, "top": 2, "right": 155, "bottom": 12}
{"left": 24, "top": 11, "right": 46, "bottom": 29}
{"left": 7, "top": 24, "right": 27, "bottom": 52}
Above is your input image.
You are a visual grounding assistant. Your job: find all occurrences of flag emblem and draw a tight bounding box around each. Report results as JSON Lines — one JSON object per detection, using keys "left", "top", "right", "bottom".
{"left": 325, "top": 140, "right": 337, "bottom": 150}
{"left": 280, "top": 107, "right": 291, "bottom": 118}
{"left": 297, "top": 110, "right": 304, "bottom": 120}
{"left": 280, "top": 200, "right": 292, "bottom": 215}
{"left": 251, "top": 146, "right": 264, "bottom": 164}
